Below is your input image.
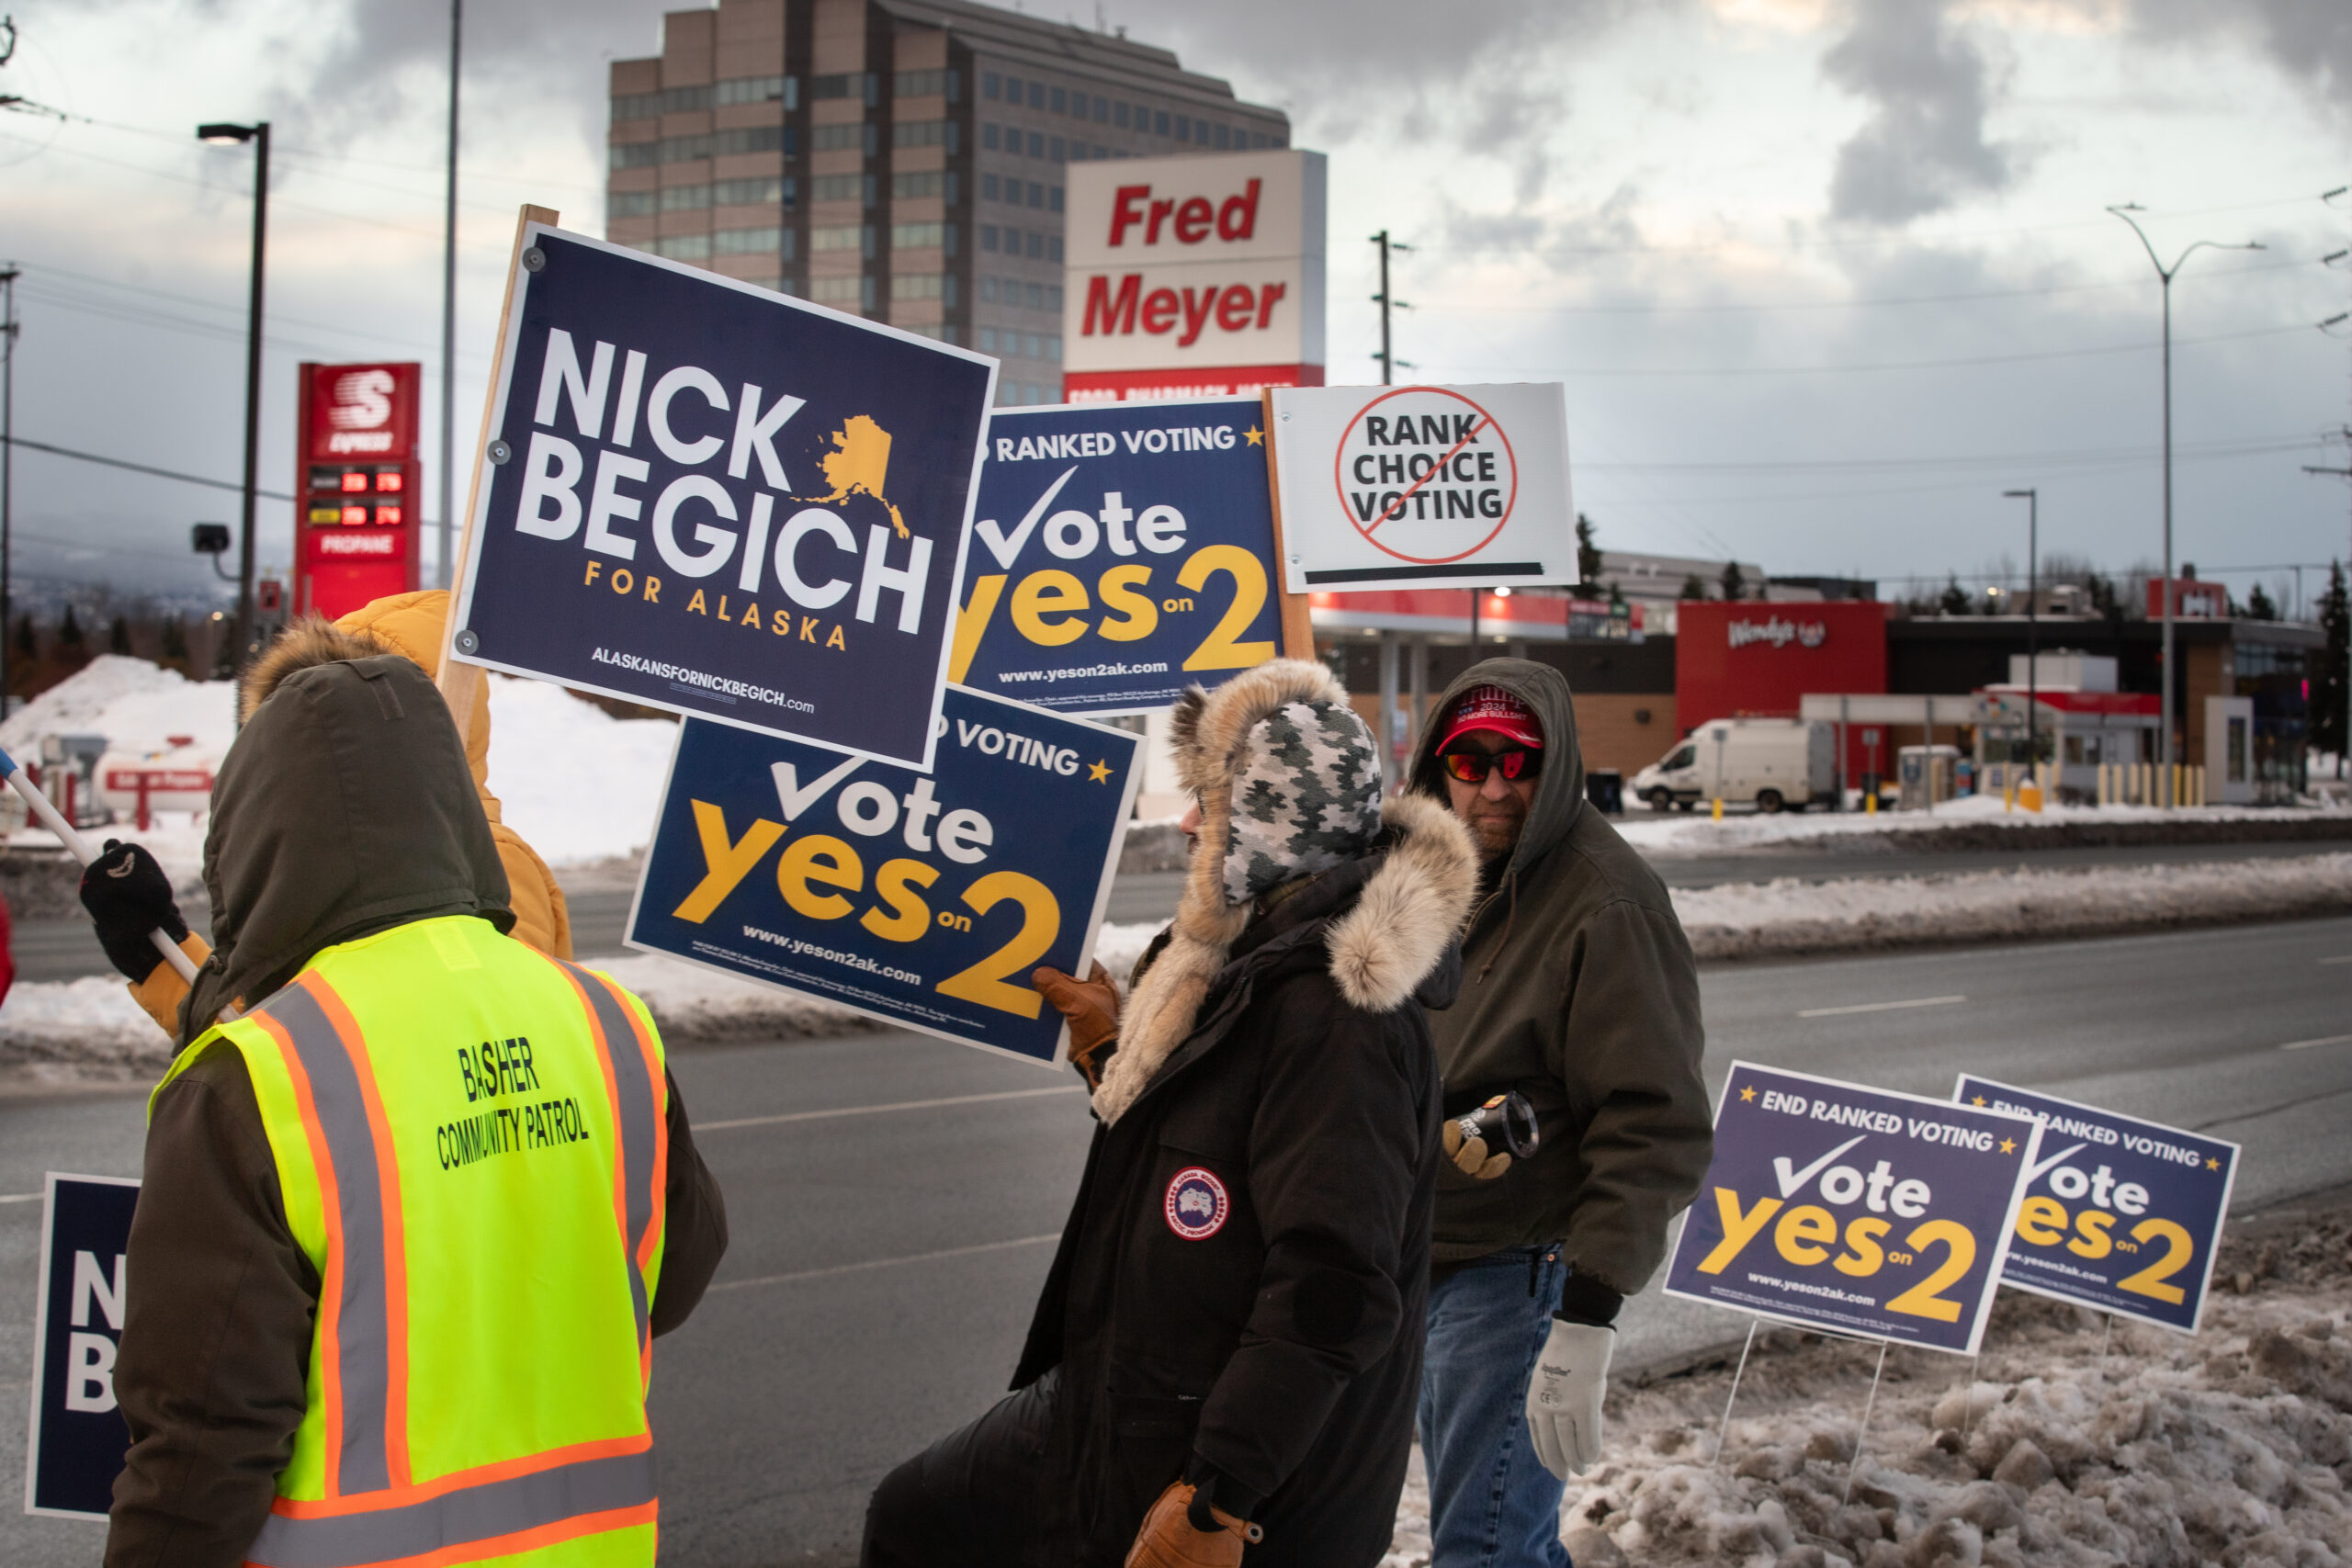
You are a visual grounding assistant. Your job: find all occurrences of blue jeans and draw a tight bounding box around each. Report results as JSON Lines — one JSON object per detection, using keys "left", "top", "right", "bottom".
{"left": 1419, "top": 1245, "right": 1571, "bottom": 1568}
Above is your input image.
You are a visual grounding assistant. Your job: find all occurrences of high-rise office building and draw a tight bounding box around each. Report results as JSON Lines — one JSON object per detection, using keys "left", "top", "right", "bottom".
{"left": 606, "top": 0, "right": 1291, "bottom": 405}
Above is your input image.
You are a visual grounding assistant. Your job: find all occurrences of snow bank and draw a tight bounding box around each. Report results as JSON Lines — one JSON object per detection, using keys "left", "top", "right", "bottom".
{"left": 1673, "top": 852, "right": 2352, "bottom": 962}
{"left": 1384, "top": 1213, "right": 2352, "bottom": 1568}
{"left": 0, "top": 655, "right": 234, "bottom": 759}
{"left": 479, "top": 676, "right": 677, "bottom": 866}
{"left": 1617, "top": 791, "right": 2349, "bottom": 856}
{"left": 0, "top": 975, "right": 176, "bottom": 1080}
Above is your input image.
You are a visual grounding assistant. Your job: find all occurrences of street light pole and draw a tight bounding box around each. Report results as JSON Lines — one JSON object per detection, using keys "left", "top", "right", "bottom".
{"left": 439, "top": 0, "right": 461, "bottom": 590}
{"left": 199, "top": 119, "right": 270, "bottom": 672}
{"left": 2107, "top": 204, "right": 2263, "bottom": 807}
{"left": 1370, "top": 231, "right": 1411, "bottom": 385}
{"left": 0, "top": 265, "right": 17, "bottom": 710}
{"left": 2004, "top": 488, "right": 2038, "bottom": 791}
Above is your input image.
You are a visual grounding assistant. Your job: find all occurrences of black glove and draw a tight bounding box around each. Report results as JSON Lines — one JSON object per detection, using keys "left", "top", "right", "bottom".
{"left": 79, "top": 839, "right": 189, "bottom": 981}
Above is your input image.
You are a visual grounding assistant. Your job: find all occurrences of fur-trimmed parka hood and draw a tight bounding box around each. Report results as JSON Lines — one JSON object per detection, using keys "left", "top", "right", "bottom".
{"left": 1091, "top": 660, "right": 1479, "bottom": 1124}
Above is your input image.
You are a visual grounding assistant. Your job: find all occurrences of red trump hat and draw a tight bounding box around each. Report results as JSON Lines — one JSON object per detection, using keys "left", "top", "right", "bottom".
{"left": 1437, "top": 685, "right": 1544, "bottom": 752}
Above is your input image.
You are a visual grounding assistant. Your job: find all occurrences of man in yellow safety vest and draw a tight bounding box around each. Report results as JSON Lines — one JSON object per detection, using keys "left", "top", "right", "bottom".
{"left": 93, "top": 622, "right": 729, "bottom": 1568}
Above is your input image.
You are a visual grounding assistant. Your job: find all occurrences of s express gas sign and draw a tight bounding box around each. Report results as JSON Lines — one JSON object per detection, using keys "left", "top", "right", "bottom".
{"left": 1063, "top": 150, "right": 1326, "bottom": 403}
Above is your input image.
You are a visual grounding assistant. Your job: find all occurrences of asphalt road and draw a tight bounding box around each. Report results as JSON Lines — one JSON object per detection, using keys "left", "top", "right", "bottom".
{"left": 4, "top": 915, "right": 2346, "bottom": 1566}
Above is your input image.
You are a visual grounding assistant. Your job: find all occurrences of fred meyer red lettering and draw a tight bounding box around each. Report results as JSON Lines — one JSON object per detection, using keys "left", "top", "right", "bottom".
{"left": 1107, "top": 179, "right": 1261, "bottom": 247}
{"left": 1082, "top": 277, "right": 1288, "bottom": 348}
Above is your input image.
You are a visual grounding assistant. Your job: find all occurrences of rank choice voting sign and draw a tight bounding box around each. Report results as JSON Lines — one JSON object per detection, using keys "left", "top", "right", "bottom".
{"left": 450, "top": 222, "right": 995, "bottom": 770}
{"left": 628, "top": 687, "right": 1141, "bottom": 1065}
{"left": 954, "top": 397, "right": 1295, "bottom": 714}
{"left": 1666, "top": 1064, "right": 2041, "bottom": 1356}
{"left": 1268, "top": 383, "right": 1574, "bottom": 592}
{"left": 25, "top": 1174, "right": 139, "bottom": 1521}
{"left": 1953, "top": 1076, "right": 2238, "bottom": 1334}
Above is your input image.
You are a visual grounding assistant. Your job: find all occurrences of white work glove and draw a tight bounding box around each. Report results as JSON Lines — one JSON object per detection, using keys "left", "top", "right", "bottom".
{"left": 1525, "top": 1319, "right": 1613, "bottom": 1479}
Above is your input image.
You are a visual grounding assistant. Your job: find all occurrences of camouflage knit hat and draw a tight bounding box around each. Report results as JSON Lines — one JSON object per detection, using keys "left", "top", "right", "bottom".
{"left": 1222, "top": 697, "right": 1383, "bottom": 905}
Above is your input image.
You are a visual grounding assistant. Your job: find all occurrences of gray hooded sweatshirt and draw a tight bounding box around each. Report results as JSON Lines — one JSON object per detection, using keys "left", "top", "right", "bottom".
{"left": 1409, "top": 658, "right": 1712, "bottom": 1299}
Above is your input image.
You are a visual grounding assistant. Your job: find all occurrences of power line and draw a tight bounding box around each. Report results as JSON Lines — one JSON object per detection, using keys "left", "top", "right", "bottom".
{"left": 3, "top": 434, "right": 296, "bottom": 501}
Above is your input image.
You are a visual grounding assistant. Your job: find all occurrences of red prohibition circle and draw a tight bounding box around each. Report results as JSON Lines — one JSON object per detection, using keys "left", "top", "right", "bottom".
{"left": 1330, "top": 386, "right": 1519, "bottom": 565}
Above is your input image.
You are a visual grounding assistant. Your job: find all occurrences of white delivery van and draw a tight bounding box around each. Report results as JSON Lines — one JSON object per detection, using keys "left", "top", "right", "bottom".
{"left": 1632, "top": 718, "right": 1837, "bottom": 813}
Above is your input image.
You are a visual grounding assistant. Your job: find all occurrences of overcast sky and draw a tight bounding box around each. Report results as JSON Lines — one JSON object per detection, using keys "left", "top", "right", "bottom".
{"left": 3, "top": 0, "right": 2347, "bottom": 610}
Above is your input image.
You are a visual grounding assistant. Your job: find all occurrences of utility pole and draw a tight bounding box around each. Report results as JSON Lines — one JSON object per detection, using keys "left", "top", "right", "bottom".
{"left": 439, "top": 0, "right": 461, "bottom": 589}
{"left": 2304, "top": 423, "right": 2350, "bottom": 779}
{"left": 2004, "top": 488, "right": 2038, "bottom": 789}
{"left": 2108, "top": 204, "right": 2264, "bottom": 807}
{"left": 0, "top": 265, "right": 16, "bottom": 710}
{"left": 198, "top": 120, "right": 271, "bottom": 671}
{"left": 1370, "top": 231, "right": 1410, "bottom": 384}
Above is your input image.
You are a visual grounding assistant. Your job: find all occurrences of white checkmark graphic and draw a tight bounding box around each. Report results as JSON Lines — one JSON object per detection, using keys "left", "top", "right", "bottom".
{"left": 1772, "top": 1134, "right": 1868, "bottom": 1200}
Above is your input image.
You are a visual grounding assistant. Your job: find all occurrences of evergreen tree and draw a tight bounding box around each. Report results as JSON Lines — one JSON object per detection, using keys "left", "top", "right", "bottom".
{"left": 1679, "top": 573, "right": 1708, "bottom": 601}
{"left": 1575, "top": 513, "right": 1604, "bottom": 586}
{"left": 1720, "top": 560, "right": 1747, "bottom": 602}
{"left": 13, "top": 615, "right": 32, "bottom": 660}
{"left": 108, "top": 614, "right": 132, "bottom": 654}
{"left": 161, "top": 615, "right": 189, "bottom": 660}
{"left": 58, "top": 604, "right": 84, "bottom": 649}
{"left": 2245, "top": 582, "right": 2278, "bottom": 621}
{"left": 1939, "top": 574, "right": 1972, "bottom": 616}
{"left": 2088, "top": 573, "right": 2121, "bottom": 622}
{"left": 2318, "top": 560, "right": 2349, "bottom": 776}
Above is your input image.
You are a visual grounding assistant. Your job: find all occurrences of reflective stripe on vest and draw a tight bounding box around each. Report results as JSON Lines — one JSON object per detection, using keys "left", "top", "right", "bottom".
{"left": 209, "top": 932, "right": 667, "bottom": 1568}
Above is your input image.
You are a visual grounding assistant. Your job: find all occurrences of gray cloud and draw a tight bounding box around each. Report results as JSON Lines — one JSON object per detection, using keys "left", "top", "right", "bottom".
{"left": 1821, "top": 0, "right": 2017, "bottom": 226}
{"left": 2129, "top": 0, "right": 2352, "bottom": 111}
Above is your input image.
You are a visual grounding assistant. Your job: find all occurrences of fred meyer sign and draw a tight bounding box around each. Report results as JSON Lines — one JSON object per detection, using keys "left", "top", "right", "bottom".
{"left": 1063, "top": 150, "right": 1326, "bottom": 403}
{"left": 452, "top": 223, "right": 995, "bottom": 770}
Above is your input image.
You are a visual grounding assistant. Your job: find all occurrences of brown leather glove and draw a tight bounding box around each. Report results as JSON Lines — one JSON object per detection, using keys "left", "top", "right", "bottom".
{"left": 1034, "top": 961, "right": 1119, "bottom": 1089}
{"left": 1125, "top": 1481, "right": 1261, "bottom": 1568}
{"left": 1443, "top": 1114, "right": 1513, "bottom": 1180}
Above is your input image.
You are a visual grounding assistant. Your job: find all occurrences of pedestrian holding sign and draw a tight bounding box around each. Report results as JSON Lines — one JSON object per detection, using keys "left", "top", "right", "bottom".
{"left": 23, "top": 1173, "right": 139, "bottom": 1521}
{"left": 627, "top": 687, "right": 1142, "bottom": 1064}
{"left": 1664, "top": 1061, "right": 2041, "bottom": 1357}
{"left": 1266, "top": 383, "right": 1575, "bottom": 592}
{"left": 447, "top": 219, "right": 995, "bottom": 769}
{"left": 1953, "top": 1075, "right": 2239, "bottom": 1333}
{"left": 952, "top": 397, "right": 1307, "bottom": 713}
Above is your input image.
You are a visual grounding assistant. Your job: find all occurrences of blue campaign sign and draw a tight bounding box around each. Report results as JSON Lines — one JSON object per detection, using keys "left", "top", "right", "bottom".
{"left": 1953, "top": 1075, "right": 2238, "bottom": 1334}
{"left": 626, "top": 685, "right": 1142, "bottom": 1063}
{"left": 25, "top": 1173, "right": 140, "bottom": 1521}
{"left": 948, "top": 398, "right": 1292, "bottom": 715}
{"left": 452, "top": 222, "right": 995, "bottom": 769}
{"left": 1663, "top": 1063, "right": 2041, "bottom": 1356}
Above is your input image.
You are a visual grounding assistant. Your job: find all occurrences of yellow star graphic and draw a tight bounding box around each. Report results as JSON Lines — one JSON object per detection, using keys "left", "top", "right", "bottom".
{"left": 1739, "top": 1086, "right": 1756, "bottom": 1102}
{"left": 1088, "top": 759, "right": 1113, "bottom": 784}
{"left": 1244, "top": 425, "right": 1265, "bottom": 446}
{"left": 1999, "top": 1137, "right": 2016, "bottom": 1156}
{"left": 1972, "top": 1095, "right": 1987, "bottom": 1107}
{"left": 2207, "top": 1157, "right": 2221, "bottom": 1171}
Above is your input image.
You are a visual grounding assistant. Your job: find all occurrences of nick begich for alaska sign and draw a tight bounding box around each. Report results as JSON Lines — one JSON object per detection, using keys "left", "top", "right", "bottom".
{"left": 451, "top": 223, "right": 996, "bottom": 770}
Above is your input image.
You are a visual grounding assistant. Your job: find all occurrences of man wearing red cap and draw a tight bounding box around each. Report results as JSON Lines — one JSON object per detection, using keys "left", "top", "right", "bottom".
{"left": 1409, "top": 660, "right": 1712, "bottom": 1567}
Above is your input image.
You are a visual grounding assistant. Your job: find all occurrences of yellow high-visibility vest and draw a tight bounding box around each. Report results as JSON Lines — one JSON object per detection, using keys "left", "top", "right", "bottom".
{"left": 154, "top": 915, "right": 669, "bottom": 1567}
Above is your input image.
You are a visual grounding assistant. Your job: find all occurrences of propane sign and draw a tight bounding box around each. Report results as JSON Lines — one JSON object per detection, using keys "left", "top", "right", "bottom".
{"left": 1267, "top": 383, "right": 1573, "bottom": 592}
{"left": 1063, "top": 150, "right": 1326, "bottom": 403}
{"left": 951, "top": 397, "right": 1295, "bottom": 713}
{"left": 296, "top": 362, "right": 422, "bottom": 621}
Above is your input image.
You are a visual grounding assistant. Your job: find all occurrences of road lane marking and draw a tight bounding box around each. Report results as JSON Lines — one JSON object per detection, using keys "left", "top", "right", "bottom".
{"left": 2321, "top": 955, "right": 2352, "bottom": 965}
{"left": 2280, "top": 1033, "right": 2352, "bottom": 1052}
{"left": 697, "top": 1085, "right": 1084, "bottom": 1132}
{"left": 1797, "top": 995, "right": 1967, "bottom": 1019}
{"left": 708, "top": 1233, "right": 1060, "bottom": 1293}
{"left": 0, "top": 1192, "right": 40, "bottom": 1205}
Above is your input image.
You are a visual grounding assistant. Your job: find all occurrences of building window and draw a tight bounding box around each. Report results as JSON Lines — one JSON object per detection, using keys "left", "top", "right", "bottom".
{"left": 978, "top": 326, "right": 997, "bottom": 353}
{"left": 891, "top": 220, "right": 945, "bottom": 250}
{"left": 1154, "top": 110, "right": 1170, "bottom": 136}
{"left": 983, "top": 72, "right": 1001, "bottom": 100}
{"left": 1046, "top": 334, "right": 1063, "bottom": 359}
{"left": 809, "top": 172, "right": 865, "bottom": 204}
{"left": 892, "top": 119, "right": 953, "bottom": 151}
{"left": 1114, "top": 102, "right": 1129, "bottom": 129}
{"left": 659, "top": 133, "right": 716, "bottom": 163}
{"left": 895, "top": 69, "right": 956, "bottom": 99}
{"left": 1048, "top": 186, "right": 1063, "bottom": 213}
{"left": 616, "top": 85, "right": 716, "bottom": 119}
{"left": 894, "top": 169, "right": 948, "bottom": 200}
{"left": 715, "top": 125, "right": 789, "bottom": 156}
{"left": 1023, "top": 180, "right": 1040, "bottom": 208}
{"left": 1070, "top": 145, "right": 1086, "bottom": 163}
{"left": 1175, "top": 116, "right": 1191, "bottom": 142}
{"left": 1023, "top": 281, "right": 1043, "bottom": 310}
{"left": 1049, "top": 136, "right": 1065, "bottom": 163}
{"left": 810, "top": 122, "right": 865, "bottom": 152}
{"left": 1047, "top": 284, "right": 1063, "bottom": 311}
{"left": 716, "top": 226, "right": 786, "bottom": 255}
{"left": 609, "top": 190, "right": 658, "bottom": 218}
{"left": 809, "top": 275, "right": 863, "bottom": 304}
{"left": 718, "top": 75, "right": 792, "bottom": 107}
{"left": 611, "top": 141, "right": 659, "bottom": 170}
{"left": 1024, "top": 231, "right": 1042, "bottom": 259}
{"left": 1027, "top": 81, "right": 1045, "bottom": 109}
{"left": 1091, "top": 144, "right": 1107, "bottom": 160}
{"left": 654, "top": 233, "right": 712, "bottom": 261}
{"left": 1004, "top": 73, "right": 1023, "bottom": 102}
{"left": 981, "top": 224, "right": 999, "bottom": 252}
{"left": 810, "top": 224, "right": 865, "bottom": 253}
{"left": 1250, "top": 131, "right": 1267, "bottom": 149}
{"left": 1092, "top": 95, "right": 1108, "bottom": 122}
{"left": 1215, "top": 123, "right": 1230, "bottom": 149}
{"left": 613, "top": 93, "right": 660, "bottom": 122}
{"left": 1049, "top": 86, "right": 1066, "bottom": 114}
{"left": 1027, "top": 130, "right": 1045, "bottom": 158}
{"left": 981, "top": 172, "right": 1000, "bottom": 201}
{"left": 810, "top": 73, "right": 865, "bottom": 100}
{"left": 983, "top": 122, "right": 1000, "bottom": 151}
{"left": 660, "top": 184, "right": 711, "bottom": 211}
{"left": 890, "top": 274, "right": 953, "bottom": 303}
{"left": 1047, "top": 236, "right": 1062, "bottom": 263}
{"left": 714, "top": 175, "right": 793, "bottom": 208}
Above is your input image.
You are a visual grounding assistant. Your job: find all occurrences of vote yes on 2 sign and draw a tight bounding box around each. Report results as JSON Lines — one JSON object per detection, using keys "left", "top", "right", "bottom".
{"left": 451, "top": 222, "right": 995, "bottom": 769}
{"left": 952, "top": 397, "right": 1289, "bottom": 715}
{"left": 626, "top": 686, "right": 1142, "bottom": 1064}
{"left": 1663, "top": 1062, "right": 2041, "bottom": 1356}
{"left": 1954, "top": 1075, "right": 2239, "bottom": 1334}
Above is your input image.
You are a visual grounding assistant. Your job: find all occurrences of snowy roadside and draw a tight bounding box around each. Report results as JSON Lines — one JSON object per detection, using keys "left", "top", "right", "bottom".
{"left": 1618, "top": 791, "right": 2352, "bottom": 857}
{"left": 1383, "top": 1201, "right": 2352, "bottom": 1568}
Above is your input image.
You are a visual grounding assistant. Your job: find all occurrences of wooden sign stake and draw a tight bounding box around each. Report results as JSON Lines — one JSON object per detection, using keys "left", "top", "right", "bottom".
{"left": 436, "top": 203, "right": 560, "bottom": 723}
{"left": 1259, "top": 388, "right": 1315, "bottom": 661}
